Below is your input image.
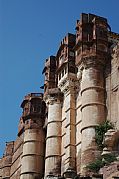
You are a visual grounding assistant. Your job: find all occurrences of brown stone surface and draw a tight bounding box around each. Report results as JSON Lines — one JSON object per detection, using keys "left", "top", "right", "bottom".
{"left": 100, "top": 161, "right": 119, "bottom": 179}
{"left": 0, "top": 13, "right": 119, "bottom": 179}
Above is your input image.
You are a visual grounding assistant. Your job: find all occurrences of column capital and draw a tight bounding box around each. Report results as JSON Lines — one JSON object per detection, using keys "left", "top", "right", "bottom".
{"left": 81, "top": 56, "right": 106, "bottom": 70}
{"left": 58, "top": 73, "right": 80, "bottom": 95}
{"left": 44, "top": 88, "right": 63, "bottom": 105}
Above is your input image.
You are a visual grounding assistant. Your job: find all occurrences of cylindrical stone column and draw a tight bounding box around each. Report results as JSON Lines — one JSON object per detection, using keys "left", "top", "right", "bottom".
{"left": 20, "top": 120, "right": 45, "bottom": 179}
{"left": 20, "top": 93, "right": 46, "bottom": 179}
{"left": 63, "top": 91, "right": 76, "bottom": 172}
{"left": 80, "top": 60, "right": 106, "bottom": 175}
{"left": 45, "top": 92, "right": 62, "bottom": 177}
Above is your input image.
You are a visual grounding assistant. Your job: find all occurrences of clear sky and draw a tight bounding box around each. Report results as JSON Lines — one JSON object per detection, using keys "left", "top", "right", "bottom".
{"left": 0, "top": 0, "right": 119, "bottom": 157}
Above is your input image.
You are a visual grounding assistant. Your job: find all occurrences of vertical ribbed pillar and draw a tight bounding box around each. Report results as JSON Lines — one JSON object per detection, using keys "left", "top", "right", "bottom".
{"left": 20, "top": 120, "right": 45, "bottom": 179}
{"left": 58, "top": 73, "right": 78, "bottom": 175}
{"left": 80, "top": 60, "right": 106, "bottom": 175}
{"left": 45, "top": 91, "right": 62, "bottom": 177}
{"left": 76, "top": 91, "right": 82, "bottom": 174}
{"left": 63, "top": 90, "right": 76, "bottom": 172}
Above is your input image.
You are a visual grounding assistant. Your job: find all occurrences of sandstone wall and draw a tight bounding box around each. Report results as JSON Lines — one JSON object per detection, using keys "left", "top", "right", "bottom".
{"left": 10, "top": 136, "right": 23, "bottom": 179}
{"left": 106, "top": 43, "right": 119, "bottom": 130}
{"left": 0, "top": 141, "right": 14, "bottom": 178}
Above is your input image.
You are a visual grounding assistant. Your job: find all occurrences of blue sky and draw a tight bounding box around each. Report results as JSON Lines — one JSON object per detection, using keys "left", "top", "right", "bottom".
{"left": 0, "top": 0, "right": 119, "bottom": 156}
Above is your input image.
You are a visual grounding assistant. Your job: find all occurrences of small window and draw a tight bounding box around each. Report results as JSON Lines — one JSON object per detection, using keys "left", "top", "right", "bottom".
{"left": 26, "top": 120, "right": 29, "bottom": 124}
{"left": 45, "top": 72, "right": 48, "bottom": 80}
{"left": 64, "top": 67, "right": 67, "bottom": 74}
{"left": 59, "top": 73, "right": 61, "bottom": 80}
{"left": 62, "top": 70, "right": 64, "bottom": 77}
{"left": 69, "top": 51, "right": 75, "bottom": 57}
{"left": 34, "top": 105, "right": 38, "bottom": 112}
{"left": 69, "top": 66, "right": 75, "bottom": 73}
{"left": 59, "top": 55, "right": 64, "bottom": 64}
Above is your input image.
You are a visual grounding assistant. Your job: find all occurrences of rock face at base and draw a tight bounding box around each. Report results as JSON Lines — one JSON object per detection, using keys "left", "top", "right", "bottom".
{"left": 0, "top": 13, "right": 119, "bottom": 179}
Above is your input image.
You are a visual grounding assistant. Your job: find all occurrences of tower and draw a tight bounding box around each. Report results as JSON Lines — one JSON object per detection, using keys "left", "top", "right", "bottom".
{"left": 43, "top": 56, "right": 63, "bottom": 177}
{"left": 45, "top": 88, "right": 63, "bottom": 177}
{"left": 20, "top": 93, "right": 46, "bottom": 179}
{"left": 42, "top": 55, "right": 56, "bottom": 97}
{"left": 0, "top": 12, "right": 119, "bottom": 179}
{"left": 75, "top": 13, "right": 109, "bottom": 175}
{"left": 56, "top": 33, "right": 78, "bottom": 176}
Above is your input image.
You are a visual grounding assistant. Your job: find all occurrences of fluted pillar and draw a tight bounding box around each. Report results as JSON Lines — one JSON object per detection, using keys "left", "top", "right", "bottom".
{"left": 63, "top": 89, "right": 76, "bottom": 171}
{"left": 80, "top": 59, "right": 106, "bottom": 175}
{"left": 58, "top": 73, "right": 78, "bottom": 174}
{"left": 45, "top": 89, "right": 62, "bottom": 177}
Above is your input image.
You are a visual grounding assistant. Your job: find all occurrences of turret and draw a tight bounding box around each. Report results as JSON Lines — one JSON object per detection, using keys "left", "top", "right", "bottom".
{"left": 56, "top": 33, "right": 78, "bottom": 176}
{"left": 75, "top": 13, "right": 109, "bottom": 176}
{"left": 56, "top": 33, "right": 76, "bottom": 90}
{"left": 42, "top": 55, "right": 63, "bottom": 177}
{"left": 42, "top": 56, "right": 56, "bottom": 97}
{"left": 20, "top": 93, "right": 46, "bottom": 179}
{"left": 75, "top": 13, "right": 108, "bottom": 66}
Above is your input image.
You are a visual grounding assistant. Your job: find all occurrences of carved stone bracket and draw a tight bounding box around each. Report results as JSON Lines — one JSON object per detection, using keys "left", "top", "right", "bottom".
{"left": 44, "top": 88, "right": 63, "bottom": 105}
{"left": 58, "top": 73, "right": 80, "bottom": 95}
{"left": 81, "top": 56, "right": 106, "bottom": 70}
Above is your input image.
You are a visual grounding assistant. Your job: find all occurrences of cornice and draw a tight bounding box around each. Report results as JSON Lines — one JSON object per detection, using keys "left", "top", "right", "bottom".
{"left": 58, "top": 73, "right": 80, "bottom": 95}
{"left": 44, "top": 88, "right": 63, "bottom": 105}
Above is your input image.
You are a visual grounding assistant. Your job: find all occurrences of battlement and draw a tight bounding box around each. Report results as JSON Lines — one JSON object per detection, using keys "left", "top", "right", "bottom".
{"left": 24, "top": 92, "right": 43, "bottom": 100}
{"left": 44, "top": 56, "right": 56, "bottom": 70}
{"left": 75, "top": 13, "right": 109, "bottom": 66}
{"left": 3, "top": 141, "right": 14, "bottom": 157}
{"left": 42, "top": 56, "right": 57, "bottom": 96}
{"left": 60, "top": 33, "right": 76, "bottom": 46}
{"left": 21, "top": 93, "right": 46, "bottom": 120}
{"left": 56, "top": 33, "right": 76, "bottom": 69}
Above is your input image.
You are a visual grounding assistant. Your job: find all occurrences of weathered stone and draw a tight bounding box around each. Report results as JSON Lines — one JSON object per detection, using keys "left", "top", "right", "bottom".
{"left": 0, "top": 13, "right": 119, "bottom": 179}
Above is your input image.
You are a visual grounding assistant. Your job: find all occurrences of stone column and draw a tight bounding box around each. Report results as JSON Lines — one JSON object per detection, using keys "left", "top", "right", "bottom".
{"left": 45, "top": 90, "right": 62, "bottom": 177}
{"left": 20, "top": 93, "right": 46, "bottom": 179}
{"left": 63, "top": 89, "right": 76, "bottom": 172}
{"left": 20, "top": 119, "right": 45, "bottom": 179}
{"left": 58, "top": 73, "right": 78, "bottom": 174}
{"left": 80, "top": 58, "right": 106, "bottom": 175}
{"left": 76, "top": 68, "right": 82, "bottom": 175}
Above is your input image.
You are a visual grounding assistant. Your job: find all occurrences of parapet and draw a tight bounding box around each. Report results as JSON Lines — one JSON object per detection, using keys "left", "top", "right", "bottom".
{"left": 41, "top": 56, "right": 57, "bottom": 96}
{"left": 75, "top": 13, "right": 109, "bottom": 66}
{"left": 4, "top": 141, "right": 14, "bottom": 156}
{"left": 21, "top": 93, "right": 46, "bottom": 120}
{"left": 56, "top": 33, "right": 76, "bottom": 72}
{"left": 0, "top": 142, "right": 14, "bottom": 178}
